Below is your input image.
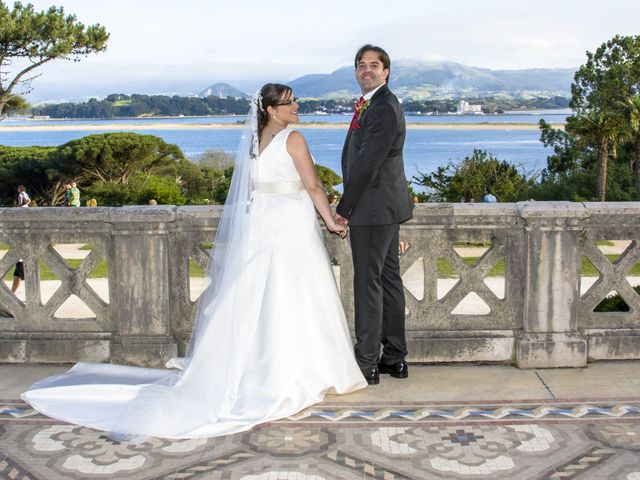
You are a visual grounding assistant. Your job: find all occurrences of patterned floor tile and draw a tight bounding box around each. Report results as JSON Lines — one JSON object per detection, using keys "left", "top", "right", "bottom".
{"left": 0, "top": 400, "right": 639, "bottom": 479}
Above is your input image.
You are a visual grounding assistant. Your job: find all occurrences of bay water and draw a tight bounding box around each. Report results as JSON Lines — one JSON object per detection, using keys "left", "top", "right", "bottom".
{"left": 0, "top": 112, "right": 568, "bottom": 189}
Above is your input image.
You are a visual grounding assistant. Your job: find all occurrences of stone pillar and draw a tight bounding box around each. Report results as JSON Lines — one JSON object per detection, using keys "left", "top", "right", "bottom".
{"left": 516, "top": 202, "right": 588, "bottom": 368}
{"left": 109, "top": 207, "right": 178, "bottom": 366}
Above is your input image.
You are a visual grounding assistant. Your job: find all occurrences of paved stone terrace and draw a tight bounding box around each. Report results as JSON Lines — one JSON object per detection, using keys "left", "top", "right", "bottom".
{"left": 1, "top": 362, "right": 639, "bottom": 479}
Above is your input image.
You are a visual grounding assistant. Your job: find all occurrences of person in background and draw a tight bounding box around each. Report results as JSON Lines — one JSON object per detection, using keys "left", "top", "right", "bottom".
{"left": 12, "top": 192, "right": 34, "bottom": 294}
{"left": 11, "top": 260, "right": 25, "bottom": 294}
{"left": 16, "top": 185, "right": 30, "bottom": 207}
{"left": 63, "top": 182, "right": 71, "bottom": 206}
{"left": 482, "top": 186, "right": 497, "bottom": 203}
{"left": 69, "top": 181, "right": 81, "bottom": 207}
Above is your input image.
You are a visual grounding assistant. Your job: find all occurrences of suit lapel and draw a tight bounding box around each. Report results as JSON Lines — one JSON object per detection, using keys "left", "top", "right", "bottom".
{"left": 368, "top": 84, "right": 388, "bottom": 106}
{"left": 342, "top": 84, "right": 389, "bottom": 182}
{"left": 342, "top": 128, "right": 353, "bottom": 181}
{"left": 354, "top": 84, "right": 388, "bottom": 131}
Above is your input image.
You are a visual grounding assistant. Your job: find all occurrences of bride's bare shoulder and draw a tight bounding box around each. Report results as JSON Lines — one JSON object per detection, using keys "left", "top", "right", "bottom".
{"left": 286, "top": 130, "right": 311, "bottom": 159}
{"left": 286, "top": 130, "right": 308, "bottom": 148}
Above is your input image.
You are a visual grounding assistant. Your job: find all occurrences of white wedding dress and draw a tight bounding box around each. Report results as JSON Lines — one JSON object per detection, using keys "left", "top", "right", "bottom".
{"left": 21, "top": 129, "right": 367, "bottom": 438}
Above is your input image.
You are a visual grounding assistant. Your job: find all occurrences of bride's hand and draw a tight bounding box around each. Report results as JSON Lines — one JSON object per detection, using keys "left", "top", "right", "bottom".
{"left": 328, "top": 222, "right": 348, "bottom": 239}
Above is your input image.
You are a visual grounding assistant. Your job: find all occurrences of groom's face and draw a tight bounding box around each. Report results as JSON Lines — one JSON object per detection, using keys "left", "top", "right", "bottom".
{"left": 355, "top": 50, "right": 389, "bottom": 95}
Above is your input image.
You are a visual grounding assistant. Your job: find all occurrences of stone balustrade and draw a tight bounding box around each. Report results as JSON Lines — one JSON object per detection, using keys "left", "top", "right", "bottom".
{"left": 1, "top": 202, "right": 639, "bottom": 368}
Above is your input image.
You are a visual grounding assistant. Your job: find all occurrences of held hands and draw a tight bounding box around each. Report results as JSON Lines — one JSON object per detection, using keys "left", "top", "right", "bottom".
{"left": 329, "top": 212, "right": 349, "bottom": 239}
{"left": 328, "top": 221, "right": 348, "bottom": 239}
{"left": 334, "top": 213, "right": 349, "bottom": 227}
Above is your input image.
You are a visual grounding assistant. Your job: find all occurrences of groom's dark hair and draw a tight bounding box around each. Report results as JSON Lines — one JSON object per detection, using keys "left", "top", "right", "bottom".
{"left": 354, "top": 44, "right": 391, "bottom": 85}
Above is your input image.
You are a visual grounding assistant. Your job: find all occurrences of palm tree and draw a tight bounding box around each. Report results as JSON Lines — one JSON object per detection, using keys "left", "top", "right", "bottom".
{"left": 566, "top": 111, "right": 623, "bottom": 201}
{"left": 619, "top": 96, "right": 640, "bottom": 199}
{"left": 568, "top": 35, "right": 640, "bottom": 201}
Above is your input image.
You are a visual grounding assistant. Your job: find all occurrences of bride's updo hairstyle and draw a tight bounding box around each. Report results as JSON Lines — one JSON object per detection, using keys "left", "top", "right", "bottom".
{"left": 256, "top": 83, "right": 293, "bottom": 140}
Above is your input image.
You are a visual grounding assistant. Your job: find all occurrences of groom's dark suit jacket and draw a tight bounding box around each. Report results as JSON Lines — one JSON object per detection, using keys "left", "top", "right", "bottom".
{"left": 336, "top": 84, "right": 413, "bottom": 226}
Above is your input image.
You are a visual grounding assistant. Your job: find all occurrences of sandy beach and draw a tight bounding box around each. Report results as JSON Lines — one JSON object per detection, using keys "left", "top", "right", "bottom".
{"left": 0, "top": 121, "right": 558, "bottom": 132}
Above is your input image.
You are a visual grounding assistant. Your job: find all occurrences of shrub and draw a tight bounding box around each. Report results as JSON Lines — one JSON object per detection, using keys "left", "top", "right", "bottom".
{"left": 593, "top": 285, "right": 640, "bottom": 312}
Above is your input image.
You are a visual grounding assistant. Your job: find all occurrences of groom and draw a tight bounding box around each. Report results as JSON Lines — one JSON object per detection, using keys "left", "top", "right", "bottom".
{"left": 335, "top": 45, "right": 414, "bottom": 385}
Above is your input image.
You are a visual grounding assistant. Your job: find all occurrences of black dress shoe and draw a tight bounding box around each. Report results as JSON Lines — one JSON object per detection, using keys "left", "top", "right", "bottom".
{"left": 362, "top": 367, "right": 380, "bottom": 385}
{"left": 378, "top": 359, "right": 409, "bottom": 379}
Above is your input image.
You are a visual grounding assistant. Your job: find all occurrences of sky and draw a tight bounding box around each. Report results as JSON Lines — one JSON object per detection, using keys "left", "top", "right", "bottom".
{"left": 11, "top": 0, "right": 640, "bottom": 101}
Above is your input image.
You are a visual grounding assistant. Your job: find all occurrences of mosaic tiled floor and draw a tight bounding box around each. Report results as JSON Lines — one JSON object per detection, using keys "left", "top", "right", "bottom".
{"left": 1, "top": 399, "right": 640, "bottom": 479}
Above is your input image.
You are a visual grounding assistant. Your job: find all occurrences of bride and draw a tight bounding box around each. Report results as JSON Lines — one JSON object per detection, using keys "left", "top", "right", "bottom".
{"left": 21, "top": 83, "right": 367, "bottom": 439}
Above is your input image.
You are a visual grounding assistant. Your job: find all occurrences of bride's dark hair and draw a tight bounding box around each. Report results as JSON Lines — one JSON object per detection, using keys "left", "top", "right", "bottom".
{"left": 257, "top": 83, "right": 293, "bottom": 140}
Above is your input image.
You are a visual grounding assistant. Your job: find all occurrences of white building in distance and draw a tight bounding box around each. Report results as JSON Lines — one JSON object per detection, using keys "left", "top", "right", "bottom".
{"left": 457, "top": 100, "right": 482, "bottom": 114}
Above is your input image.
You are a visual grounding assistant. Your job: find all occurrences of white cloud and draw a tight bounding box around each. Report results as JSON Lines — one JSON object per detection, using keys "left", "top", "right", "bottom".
{"left": 15, "top": 0, "right": 640, "bottom": 100}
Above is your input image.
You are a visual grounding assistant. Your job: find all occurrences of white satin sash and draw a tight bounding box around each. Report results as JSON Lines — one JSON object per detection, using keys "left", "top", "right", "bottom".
{"left": 255, "top": 180, "right": 304, "bottom": 194}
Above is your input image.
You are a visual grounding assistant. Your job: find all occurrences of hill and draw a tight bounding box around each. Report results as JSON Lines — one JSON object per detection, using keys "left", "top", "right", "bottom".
{"left": 199, "top": 82, "right": 248, "bottom": 98}
{"left": 286, "top": 61, "right": 575, "bottom": 100}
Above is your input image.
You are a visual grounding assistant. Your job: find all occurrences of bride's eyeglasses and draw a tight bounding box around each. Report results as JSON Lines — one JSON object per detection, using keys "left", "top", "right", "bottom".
{"left": 277, "top": 97, "right": 298, "bottom": 106}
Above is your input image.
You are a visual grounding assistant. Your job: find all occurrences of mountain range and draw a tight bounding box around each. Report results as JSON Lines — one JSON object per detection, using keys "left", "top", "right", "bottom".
{"left": 200, "top": 61, "right": 575, "bottom": 100}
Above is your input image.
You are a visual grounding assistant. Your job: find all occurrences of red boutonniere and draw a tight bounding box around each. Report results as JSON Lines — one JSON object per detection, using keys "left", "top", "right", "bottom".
{"left": 349, "top": 97, "right": 370, "bottom": 131}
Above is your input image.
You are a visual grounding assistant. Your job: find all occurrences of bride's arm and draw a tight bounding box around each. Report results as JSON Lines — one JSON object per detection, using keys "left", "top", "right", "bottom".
{"left": 287, "top": 131, "right": 346, "bottom": 236}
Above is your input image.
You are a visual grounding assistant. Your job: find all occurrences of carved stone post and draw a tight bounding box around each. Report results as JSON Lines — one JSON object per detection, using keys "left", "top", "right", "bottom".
{"left": 109, "top": 207, "right": 178, "bottom": 366}
{"left": 516, "top": 202, "right": 588, "bottom": 368}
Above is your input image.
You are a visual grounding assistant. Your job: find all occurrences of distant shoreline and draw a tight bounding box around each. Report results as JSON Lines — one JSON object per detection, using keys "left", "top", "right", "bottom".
{"left": 0, "top": 122, "right": 560, "bottom": 132}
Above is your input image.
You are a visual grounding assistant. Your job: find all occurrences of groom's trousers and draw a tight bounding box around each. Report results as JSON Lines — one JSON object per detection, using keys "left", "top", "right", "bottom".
{"left": 349, "top": 223, "right": 408, "bottom": 372}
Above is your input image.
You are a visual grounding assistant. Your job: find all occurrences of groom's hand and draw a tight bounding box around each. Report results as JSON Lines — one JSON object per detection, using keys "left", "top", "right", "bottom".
{"left": 334, "top": 213, "right": 349, "bottom": 227}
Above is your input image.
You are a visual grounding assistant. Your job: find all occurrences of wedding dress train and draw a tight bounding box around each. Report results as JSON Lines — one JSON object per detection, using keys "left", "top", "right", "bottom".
{"left": 21, "top": 129, "right": 367, "bottom": 438}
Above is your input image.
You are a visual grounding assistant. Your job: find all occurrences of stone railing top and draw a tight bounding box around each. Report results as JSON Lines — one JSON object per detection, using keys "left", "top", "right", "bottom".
{"left": 517, "top": 201, "right": 591, "bottom": 219}
{"left": 0, "top": 201, "right": 639, "bottom": 229}
{"left": 0, "top": 205, "right": 224, "bottom": 231}
{"left": 581, "top": 201, "right": 640, "bottom": 216}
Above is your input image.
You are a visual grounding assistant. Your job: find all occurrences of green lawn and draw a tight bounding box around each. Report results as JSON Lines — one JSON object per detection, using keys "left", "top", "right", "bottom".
{"left": 436, "top": 257, "right": 505, "bottom": 278}
{"left": 2, "top": 253, "right": 637, "bottom": 280}
{"left": 435, "top": 255, "right": 640, "bottom": 278}
{"left": 595, "top": 240, "right": 615, "bottom": 246}
{"left": 3, "top": 259, "right": 208, "bottom": 280}
{"left": 3, "top": 259, "right": 109, "bottom": 281}
{"left": 189, "top": 260, "right": 206, "bottom": 277}
{"left": 581, "top": 255, "right": 640, "bottom": 276}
